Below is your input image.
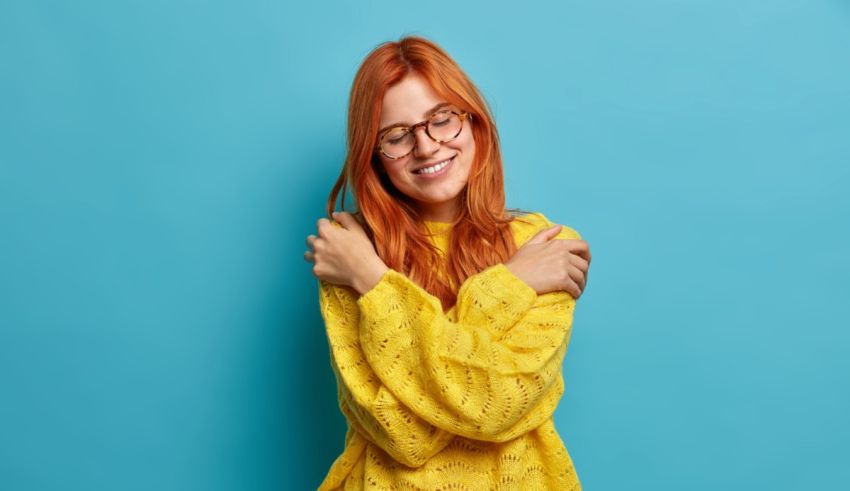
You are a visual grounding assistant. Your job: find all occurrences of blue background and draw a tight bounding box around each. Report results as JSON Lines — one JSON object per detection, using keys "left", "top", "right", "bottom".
{"left": 2, "top": 1, "right": 848, "bottom": 489}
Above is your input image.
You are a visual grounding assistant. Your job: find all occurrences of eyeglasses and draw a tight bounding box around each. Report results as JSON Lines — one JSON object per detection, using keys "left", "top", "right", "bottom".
{"left": 375, "top": 109, "right": 471, "bottom": 160}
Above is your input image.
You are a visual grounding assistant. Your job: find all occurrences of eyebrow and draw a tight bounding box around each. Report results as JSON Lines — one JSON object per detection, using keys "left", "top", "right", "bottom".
{"left": 378, "top": 102, "right": 452, "bottom": 134}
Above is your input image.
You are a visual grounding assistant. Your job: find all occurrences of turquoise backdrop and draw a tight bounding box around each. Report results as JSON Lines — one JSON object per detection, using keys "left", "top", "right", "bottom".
{"left": 2, "top": 1, "right": 848, "bottom": 489}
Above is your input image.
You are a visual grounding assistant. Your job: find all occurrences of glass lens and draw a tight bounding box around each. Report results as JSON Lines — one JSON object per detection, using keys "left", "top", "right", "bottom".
{"left": 378, "top": 111, "right": 463, "bottom": 158}
{"left": 428, "top": 111, "right": 461, "bottom": 141}
{"left": 380, "top": 128, "right": 414, "bottom": 158}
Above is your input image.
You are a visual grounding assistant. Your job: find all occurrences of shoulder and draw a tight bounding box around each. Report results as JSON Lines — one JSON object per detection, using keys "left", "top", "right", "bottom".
{"left": 509, "top": 210, "right": 582, "bottom": 246}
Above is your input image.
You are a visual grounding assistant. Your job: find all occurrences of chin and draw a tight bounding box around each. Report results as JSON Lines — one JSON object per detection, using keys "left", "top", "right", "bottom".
{"left": 420, "top": 186, "right": 465, "bottom": 201}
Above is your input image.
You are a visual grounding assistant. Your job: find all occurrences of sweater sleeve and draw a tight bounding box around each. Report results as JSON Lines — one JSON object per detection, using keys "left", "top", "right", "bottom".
{"left": 319, "top": 280, "right": 456, "bottom": 468}
{"left": 357, "top": 215, "right": 582, "bottom": 442}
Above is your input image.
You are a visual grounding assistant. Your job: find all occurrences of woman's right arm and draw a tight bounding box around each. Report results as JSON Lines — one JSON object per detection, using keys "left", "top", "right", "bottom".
{"left": 319, "top": 279, "right": 457, "bottom": 468}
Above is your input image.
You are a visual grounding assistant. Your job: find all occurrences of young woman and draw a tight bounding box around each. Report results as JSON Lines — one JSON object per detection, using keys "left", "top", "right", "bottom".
{"left": 304, "top": 36, "right": 592, "bottom": 490}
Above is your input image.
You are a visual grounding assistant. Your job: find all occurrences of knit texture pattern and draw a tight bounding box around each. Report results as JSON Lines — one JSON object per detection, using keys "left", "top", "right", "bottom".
{"left": 317, "top": 212, "right": 582, "bottom": 490}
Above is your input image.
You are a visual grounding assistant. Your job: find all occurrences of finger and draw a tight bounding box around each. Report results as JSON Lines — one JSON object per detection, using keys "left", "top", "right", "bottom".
{"left": 304, "top": 250, "right": 315, "bottom": 263}
{"left": 352, "top": 212, "right": 366, "bottom": 228}
{"left": 525, "top": 225, "right": 562, "bottom": 245}
{"left": 564, "top": 275, "right": 582, "bottom": 299}
{"left": 332, "top": 211, "right": 362, "bottom": 231}
{"left": 317, "top": 217, "right": 331, "bottom": 232}
{"left": 306, "top": 234, "right": 316, "bottom": 249}
{"left": 318, "top": 217, "right": 341, "bottom": 236}
{"left": 567, "top": 262, "right": 586, "bottom": 293}
{"left": 560, "top": 239, "right": 591, "bottom": 263}
{"left": 567, "top": 253, "right": 589, "bottom": 277}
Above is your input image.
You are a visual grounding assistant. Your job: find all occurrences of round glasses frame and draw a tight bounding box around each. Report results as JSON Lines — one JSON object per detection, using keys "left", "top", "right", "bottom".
{"left": 374, "top": 110, "right": 471, "bottom": 160}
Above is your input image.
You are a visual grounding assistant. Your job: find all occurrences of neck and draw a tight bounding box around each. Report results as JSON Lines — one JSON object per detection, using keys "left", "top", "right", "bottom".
{"left": 417, "top": 198, "right": 460, "bottom": 223}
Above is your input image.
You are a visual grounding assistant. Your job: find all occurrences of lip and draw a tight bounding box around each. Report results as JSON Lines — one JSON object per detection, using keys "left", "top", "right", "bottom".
{"left": 412, "top": 155, "right": 454, "bottom": 180}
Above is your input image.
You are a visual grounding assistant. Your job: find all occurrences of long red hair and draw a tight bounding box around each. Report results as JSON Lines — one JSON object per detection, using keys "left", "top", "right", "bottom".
{"left": 326, "top": 36, "right": 532, "bottom": 311}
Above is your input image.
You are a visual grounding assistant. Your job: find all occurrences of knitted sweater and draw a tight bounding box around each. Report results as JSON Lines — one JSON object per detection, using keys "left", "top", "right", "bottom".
{"left": 316, "top": 212, "right": 582, "bottom": 490}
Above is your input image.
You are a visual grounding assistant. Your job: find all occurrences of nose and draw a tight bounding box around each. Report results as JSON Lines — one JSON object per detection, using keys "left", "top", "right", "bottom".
{"left": 412, "top": 125, "right": 440, "bottom": 158}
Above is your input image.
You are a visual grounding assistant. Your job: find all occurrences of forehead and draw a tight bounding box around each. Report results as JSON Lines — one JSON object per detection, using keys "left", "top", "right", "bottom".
{"left": 379, "top": 74, "right": 446, "bottom": 126}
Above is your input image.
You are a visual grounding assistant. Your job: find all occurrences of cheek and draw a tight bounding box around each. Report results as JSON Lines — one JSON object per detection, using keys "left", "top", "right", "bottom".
{"left": 459, "top": 128, "right": 475, "bottom": 157}
{"left": 383, "top": 160, "right": 413, "bottom": 186}
{"left": 458, "top": 137, "right": 475, "bottom": 170}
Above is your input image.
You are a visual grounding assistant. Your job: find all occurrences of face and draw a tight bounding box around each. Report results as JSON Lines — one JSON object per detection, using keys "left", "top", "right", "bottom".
{"left": 376, "top": 73, "right": 475, "bottom": 223}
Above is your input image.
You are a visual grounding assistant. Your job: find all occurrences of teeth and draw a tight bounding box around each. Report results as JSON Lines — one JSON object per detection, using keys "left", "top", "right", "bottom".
{"left": 415, "top": 157, "right": 452, "bottom": 175}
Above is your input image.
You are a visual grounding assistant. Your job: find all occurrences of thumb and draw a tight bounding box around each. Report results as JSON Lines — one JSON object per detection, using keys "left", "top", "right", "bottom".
{"left": 525, "top": 225, "right": 562, "bottom": 245}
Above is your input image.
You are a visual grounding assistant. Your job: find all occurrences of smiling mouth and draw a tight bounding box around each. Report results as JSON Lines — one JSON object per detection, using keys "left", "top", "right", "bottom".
{"left": 413, "top": 156, "right": 454, "bottom": 175}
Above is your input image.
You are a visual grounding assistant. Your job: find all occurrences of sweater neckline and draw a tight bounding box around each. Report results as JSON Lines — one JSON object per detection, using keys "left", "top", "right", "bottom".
{"left": 423, "top": 220, "right": 453, "bottom": 231}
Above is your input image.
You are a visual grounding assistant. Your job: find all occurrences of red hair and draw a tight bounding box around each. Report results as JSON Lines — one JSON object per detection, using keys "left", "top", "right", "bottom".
{"left": 326, "top": 36, "right": 532, "bottom": 311}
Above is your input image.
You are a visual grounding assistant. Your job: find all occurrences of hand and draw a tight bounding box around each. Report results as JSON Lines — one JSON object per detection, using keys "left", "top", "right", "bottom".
{"left": 304, "top": 212, "right": 389, "bottom": 295}
{"left": 504, "top": 225, "right": 592, "bottom": 299}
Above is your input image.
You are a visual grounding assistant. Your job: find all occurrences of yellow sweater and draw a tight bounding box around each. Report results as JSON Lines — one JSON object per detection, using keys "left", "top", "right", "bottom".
{"left": 317, "top": 212, "right": 582, "bottom": 490}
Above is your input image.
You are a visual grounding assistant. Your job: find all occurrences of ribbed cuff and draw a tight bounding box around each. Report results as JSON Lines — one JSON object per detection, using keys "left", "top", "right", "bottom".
{"left": 356, "top": 268, "right": 403, "bottom": 319}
